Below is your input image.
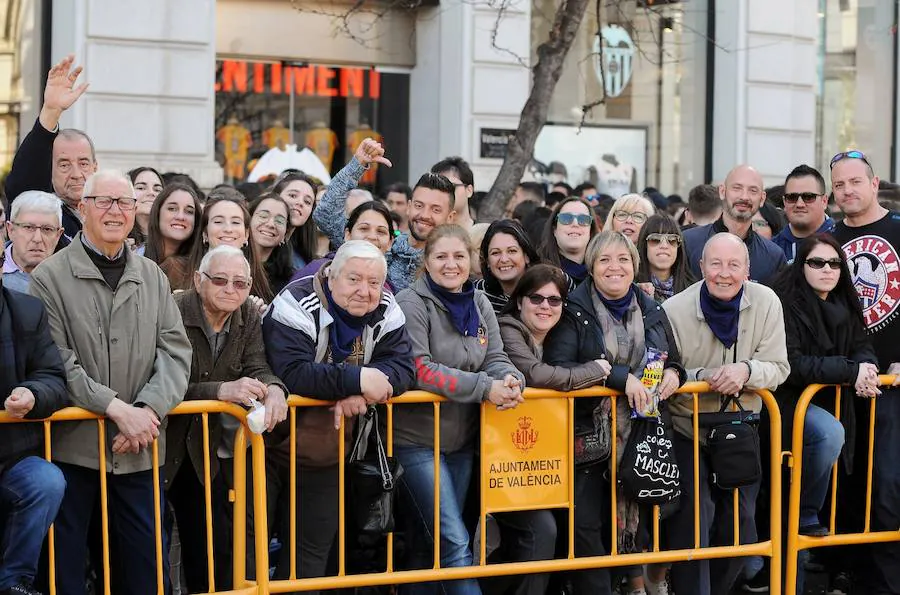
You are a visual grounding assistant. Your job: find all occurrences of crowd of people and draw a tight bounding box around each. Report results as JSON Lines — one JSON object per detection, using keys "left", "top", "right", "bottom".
{"left": 0, "top": 55, "right": 898, "bottom": 595}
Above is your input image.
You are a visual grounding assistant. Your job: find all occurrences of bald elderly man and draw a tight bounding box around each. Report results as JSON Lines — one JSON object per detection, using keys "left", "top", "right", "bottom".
{"left": 661, "top": 233, "right": 790, "bottom": 595}
{"left": 683, "top": 165, "right": 786, "bottom": 285}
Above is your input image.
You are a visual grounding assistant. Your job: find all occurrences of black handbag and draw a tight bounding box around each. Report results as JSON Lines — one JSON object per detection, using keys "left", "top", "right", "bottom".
{"left": 704, "top": 395, "right": 762, "bottom": 490}
{"left": 619, "top": 404, "right": 681, "bottom": 504}
{"left": 347, "top": 407, "right": 403, "bottom": 535}
{"left": 574, "top": 400, "right": 612, "bottom": 468}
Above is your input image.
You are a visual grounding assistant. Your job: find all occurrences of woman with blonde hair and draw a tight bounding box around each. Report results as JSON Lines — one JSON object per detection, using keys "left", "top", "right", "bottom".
{"left": 605, "top": 194, "right": 656, "bottom": 246}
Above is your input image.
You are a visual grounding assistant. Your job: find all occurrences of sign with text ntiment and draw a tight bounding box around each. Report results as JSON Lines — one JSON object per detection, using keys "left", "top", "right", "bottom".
{"left": 482, "top": 399, "right": 569, "bottom": 512}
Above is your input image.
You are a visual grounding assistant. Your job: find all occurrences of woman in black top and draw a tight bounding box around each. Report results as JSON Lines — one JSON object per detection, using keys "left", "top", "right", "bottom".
{"left": 474, "top": 219, "right": 540, "bottom": 313}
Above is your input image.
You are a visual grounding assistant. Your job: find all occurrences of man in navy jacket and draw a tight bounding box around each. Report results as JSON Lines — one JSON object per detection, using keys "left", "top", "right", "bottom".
{"left": 683, "top": 165, "right": 786, "bottom": 286}
{"left": 0, "top": 266, "right": 68, "bottom": 595}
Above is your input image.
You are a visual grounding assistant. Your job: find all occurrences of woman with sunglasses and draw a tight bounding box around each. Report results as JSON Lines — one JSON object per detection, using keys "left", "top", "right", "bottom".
{"left": 772, "top": 234, "right": 879, "bottom": 591}
{"left": 475, "top": 219, "right": 542, "bottom": 313}
{"left": 635, "top": 215, "right": 695, "bottom": 302}
{"left": 544, "top": 230, "right": 684, "bottom": 595}
{"left": 605, "top": 194, "right": 655, "bottom": 245}
{"left": 538, "top": 197, "right": 598, "bottom": 289}
{"left": 248, "top": 193, "right": 295, "bottom": 294}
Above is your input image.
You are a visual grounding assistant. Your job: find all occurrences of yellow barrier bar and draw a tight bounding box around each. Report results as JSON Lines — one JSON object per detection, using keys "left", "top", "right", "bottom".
{"left": 151, "top": 440, "right": 164, "bottom": 595}
{"left": 567, "top": 396, "right": 575, "bottom": 560}
{"left": 692, "top": 392, "right": 700, "bottom": 550}
{"left": 864, "top": 396, "right": 876, "bottom": 533}
{"left": 386, "top": 403, "right": 395, "bottom": 573}
{"left": 98, "top": 419, "right": 111, "bottom": 595}
{"left": 43, "top": 420, "right": 56, "bottom": 595}
{"left": 268, "top": 542, "right": 776, "bottom": 593}
{"left": 201, "top": 412, "right": 216, "bottom": 592}
{"left": 829, "top": 387, "right": 841, "bottom": 535}
{"left": 432, "top": 401, "right": 441, "bottom": 570}
{"left": 232, "top": 426, "right": 248, "bottom": 589}
{"left": 338, "top": 416, "right": 346, "bottom": 577}
{"left": 479, "top": 403, "right": 487, "bottom": 566}
{"left": 610, "top": 394, "right": 618, "bottom": 556}
{"left": 289, "top": 405, "right": 297, "bottom": 580}
{"left": 784, "top": 376, "right": 897, "bottom": 594}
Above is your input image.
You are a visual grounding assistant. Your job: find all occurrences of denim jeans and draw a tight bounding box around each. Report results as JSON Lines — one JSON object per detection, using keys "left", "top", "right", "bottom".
{"left": 0, "top": 456, "right": 66, "bottom": 589}
{"left": 799, "top": 403, "right": 845, "bottom": 527}
{"left": 394, "top": 446, "right": 480, "bottom": 595}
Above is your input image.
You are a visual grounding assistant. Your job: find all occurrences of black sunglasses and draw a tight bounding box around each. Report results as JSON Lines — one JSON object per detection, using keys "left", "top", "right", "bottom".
{"left": 783, "top": 192, "right": 822, "bottom": 204}
{"left": 805, "top": 257, "right": 842, "bottom": 270}
{"left": 830, "top": 150, "right": 871, "bottom": 170}
{"left": 525, "top": 293, "right": 563, "bottom": 307}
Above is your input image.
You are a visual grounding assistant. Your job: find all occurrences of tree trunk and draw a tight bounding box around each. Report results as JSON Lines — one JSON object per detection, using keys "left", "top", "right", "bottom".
{"left": 479, "top": 0, "right": 593, "bottom": 221}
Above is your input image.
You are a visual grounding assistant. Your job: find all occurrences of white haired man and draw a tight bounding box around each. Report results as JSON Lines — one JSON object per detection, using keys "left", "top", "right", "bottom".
{"left": 29, "top": 169, "right": 191, "bottom": 595}
{"left": 262, "top": 239, "right": 416, "bottom": 584}
{"left": 3, "top": 191, "right": 64, "bottom": 293}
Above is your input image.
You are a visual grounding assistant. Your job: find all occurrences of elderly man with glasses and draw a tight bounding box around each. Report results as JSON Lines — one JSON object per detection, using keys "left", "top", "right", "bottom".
{"left": 29, "top": 169, "right": 191, "bottom": 595}
{"left": 2, "top": 191, "right": 64, "bottom": 293}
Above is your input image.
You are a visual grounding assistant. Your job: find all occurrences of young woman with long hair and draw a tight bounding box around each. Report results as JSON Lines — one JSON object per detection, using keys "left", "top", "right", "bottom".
{"left": 635, "top": 214, "right": 696, "bottom": 302}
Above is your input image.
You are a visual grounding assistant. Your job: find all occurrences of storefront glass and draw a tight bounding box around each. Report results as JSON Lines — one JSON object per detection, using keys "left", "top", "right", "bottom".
{"left": 816, "top": 0, "right": 897, "bottom": 179}
{"left": 214, "top": 59, "right": 410, "bottom": 192}
{"left": 530, "top": 0, "right": 708, "bottom": 197}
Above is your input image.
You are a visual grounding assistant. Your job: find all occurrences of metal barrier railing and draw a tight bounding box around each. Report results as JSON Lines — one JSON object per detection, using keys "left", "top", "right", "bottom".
{"left": 269, "top": 382, "right": 783, "bottom": 594}
{"left": 0, "top": 400, "right": 266, "bottom": 595}
{"left": 784, "top": 375, "right": 899, "bottom": 594}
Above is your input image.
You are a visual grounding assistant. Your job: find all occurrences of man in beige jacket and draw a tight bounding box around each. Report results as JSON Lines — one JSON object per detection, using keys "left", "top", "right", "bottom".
{"left": 30, "top": 170, "right": 191, "bottom": 595}
{"left": 660, "top": 232, "right": 789, "bottom": 595}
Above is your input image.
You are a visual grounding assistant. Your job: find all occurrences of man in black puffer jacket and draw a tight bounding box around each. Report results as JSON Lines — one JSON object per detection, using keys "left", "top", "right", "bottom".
{"left": 0, "top": 269, "right": 68, "bottom": 595}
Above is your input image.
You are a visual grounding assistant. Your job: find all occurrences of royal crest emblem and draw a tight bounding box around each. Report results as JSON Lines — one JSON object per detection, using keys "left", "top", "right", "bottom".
{"left": 593, "top": 24, "right": 635, "bottom": 98}
{"left": 511, "top": 416, "right": 539, "bottom": 453}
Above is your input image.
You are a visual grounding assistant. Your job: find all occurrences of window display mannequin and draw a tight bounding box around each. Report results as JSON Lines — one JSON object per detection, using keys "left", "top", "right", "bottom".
{"left": 305, "top": 121, "right": 339, "bottom": 171}
{"left": 594, "top": 153, "right": 636, "bottom": 198}
{"left": 263, "top": 119, "right": 291, "bottom": 150}
{"left": 348, "top": 121, "right": 383, "bottom": 185}
{"left": 216, "top": 115, "right": 253, "bottom": 182}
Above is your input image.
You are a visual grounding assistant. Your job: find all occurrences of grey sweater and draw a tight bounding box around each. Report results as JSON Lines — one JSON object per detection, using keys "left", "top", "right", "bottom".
{"left": 395, "top": 278, "right": 525, "bottom": 452}
{"left": 498, "top": 315, "right": 609, "bottom": 391}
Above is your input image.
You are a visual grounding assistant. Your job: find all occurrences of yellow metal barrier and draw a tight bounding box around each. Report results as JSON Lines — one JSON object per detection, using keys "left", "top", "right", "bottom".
{"left": 784, "top": 375, "right": 899, "bottom": 595}
{"left": 271, "top": 382, "right": 783, "bottom": 594}
{"left": 0, "top": 401, "right": 267, "bottom": 595}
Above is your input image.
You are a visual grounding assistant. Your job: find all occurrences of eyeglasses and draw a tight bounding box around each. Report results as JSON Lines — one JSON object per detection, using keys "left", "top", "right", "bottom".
{"left": 10, "top": 221, "right": 60, "bottom": 237}
{"left": 556, "top": 213, "right": 593, "bottom": 226}
{"left": 830, "top": 150, "right": 871, "bottom": 170}
{"left": 613, "top": 210, "right": 648, "bottom": 224}
{"left": 202, "top": 272, "right": 252, "bottom": 290}
{"left": 646, "top": 233, "right": 681, "bottom": 246}
{"left": 85, "top": 196, "right": 137, "bottom": 211}
{"left": 783, "top": 192, "right": 822, "bottom": 204}
{"left": 751, "top": 219, "right": 771, "bottom": 229}
{"left": 805, "top": 257, "right": 842, "bottom": 270}
{"left": 526, "top": 294, "right": 563, "bottom": 307}
{"left": 254, "top": 210, "right": 288, "bottom": 228}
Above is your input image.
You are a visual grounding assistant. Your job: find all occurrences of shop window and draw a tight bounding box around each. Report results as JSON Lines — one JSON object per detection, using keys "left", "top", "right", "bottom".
{"left": 214, "top": 59, "right": 410, "bottom": 193}
{"left": 530, "top": 0, "right": 707, "bottom": 197}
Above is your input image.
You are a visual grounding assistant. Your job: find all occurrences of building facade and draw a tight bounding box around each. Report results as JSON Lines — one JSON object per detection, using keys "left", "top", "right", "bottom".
{"left": 2, "top": 0, "right": 898, "bottom": 197}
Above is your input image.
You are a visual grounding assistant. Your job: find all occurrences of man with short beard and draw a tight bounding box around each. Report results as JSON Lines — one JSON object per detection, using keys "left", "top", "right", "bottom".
{"left": 6, "top": 55, "right": 94, "bottom": 241}
{"left": 314, "top": 139, "right": 456, "bottom": 291}
{"left": 683, "top": 165, "right": 786, "bottom": 285}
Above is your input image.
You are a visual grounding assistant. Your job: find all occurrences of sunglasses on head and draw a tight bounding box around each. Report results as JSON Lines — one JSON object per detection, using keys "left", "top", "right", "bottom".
{"left": 646, "top": 233, "right": 681, "bottom": 246}
{"left": 830, "top": 150, "right": 871, "bottom": 170}
{"left": 525, "top": 293, "right": 563, "bottom": 307}
{"left": 783, "top": 192, "right": 822, "bottom": 204}
{"left": 557, "top": 213, "right": 593, "bottom": 227}
{"left": 805, "top": 257, "right": 842, "bottom": 270}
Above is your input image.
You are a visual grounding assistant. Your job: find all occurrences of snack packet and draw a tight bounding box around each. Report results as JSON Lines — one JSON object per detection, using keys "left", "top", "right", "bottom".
{"left": 632, "top": 347, "right": 668, "bottom": 418}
